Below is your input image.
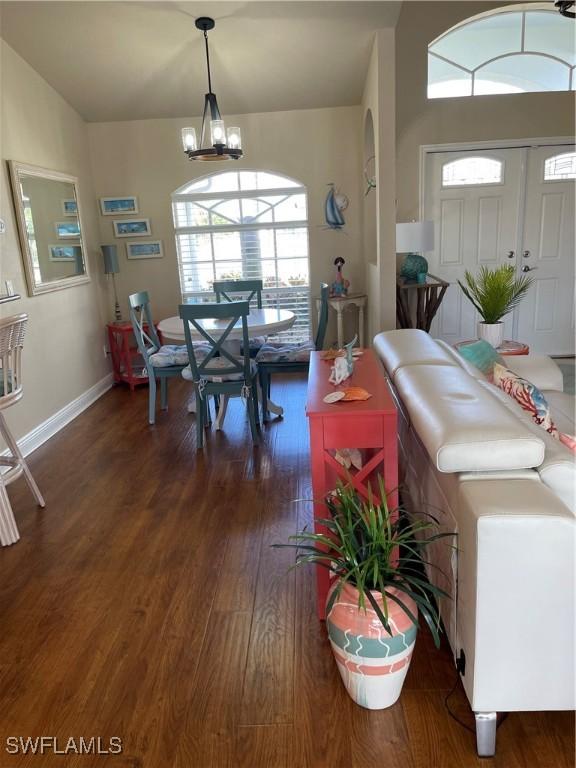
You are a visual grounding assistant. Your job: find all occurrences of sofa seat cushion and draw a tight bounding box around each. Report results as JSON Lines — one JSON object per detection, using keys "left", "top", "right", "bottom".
{"left": 479, "top": 381, "right": 575, "bottom": 511}
{"left": 394, "top": 364, "right": 545, "bottom": 473}
{"left": 546, "top": 390, "right": 576, "bottom": 436}
{"left": 373, "top": 329, "right": 458, "bottom": 380}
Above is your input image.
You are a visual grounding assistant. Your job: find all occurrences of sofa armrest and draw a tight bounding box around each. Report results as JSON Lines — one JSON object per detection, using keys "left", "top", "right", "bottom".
{"left": 456, "top": 478, "right": 575, "bottom": 713}
{"left": 502, "top": 355, "right": 564, "bottom": 392}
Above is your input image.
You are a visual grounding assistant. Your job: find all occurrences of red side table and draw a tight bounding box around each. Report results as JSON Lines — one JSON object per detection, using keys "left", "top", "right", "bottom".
{"left": 306, "top": 349, "right": 398, "bottom": 620}
{"left": 107, "top": 322, "right": 151, "bottom": 391}
{"left": 454, "top": 339, "right": 529, "bottom": 356}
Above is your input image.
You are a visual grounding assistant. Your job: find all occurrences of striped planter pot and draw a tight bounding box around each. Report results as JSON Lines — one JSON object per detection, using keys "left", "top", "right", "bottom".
{"left": 326, "top": 582, "right": 417, "bottom": 709}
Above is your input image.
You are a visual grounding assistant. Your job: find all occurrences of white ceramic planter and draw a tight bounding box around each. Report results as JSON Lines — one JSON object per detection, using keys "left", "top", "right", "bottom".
{"left": 478, "top": 321, "right": 503, "bottom": 349}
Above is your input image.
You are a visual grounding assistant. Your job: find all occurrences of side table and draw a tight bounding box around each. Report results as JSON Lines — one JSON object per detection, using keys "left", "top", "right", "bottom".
{"left": 316, "top": 293, "right": 367, "bottom": 348}
{"left": 306, "top": 349, "right": 398, "bottom": 619}
{"left": 396, "top": 274, "right": 449, "bottom": 332}
{"left": 107, "top": 321, "right": 151, "bottom": 391}
{"left": 454, "top": 339, "right": 529, "bottom": 356}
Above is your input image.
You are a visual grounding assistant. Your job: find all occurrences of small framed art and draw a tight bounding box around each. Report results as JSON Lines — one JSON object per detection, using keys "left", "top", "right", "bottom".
{"left": 100, "top": 196, "right": 139, "bottom": 216}
{"left": 48, "top": 243, "right": 83, "bottom": 262}
{"left": 61, "top": 199, "right": 78, "bottom": 216}
{"left": 126, "top": 241, "right": 163, "bottom": 260}
{"left": 55, "top": 221, "right": 81, "bottom": 238}
{"left": 113, "top": 218, "right": 151, "bottom": 237}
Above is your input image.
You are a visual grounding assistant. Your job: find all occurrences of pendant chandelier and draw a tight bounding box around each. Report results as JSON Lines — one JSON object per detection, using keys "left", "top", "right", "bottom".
{"left": 181, "top": 17, "right": 243, "bottom": 161}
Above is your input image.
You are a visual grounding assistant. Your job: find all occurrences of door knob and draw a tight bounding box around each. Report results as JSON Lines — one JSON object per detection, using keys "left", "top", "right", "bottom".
{"left": 523, "top": 250, "right": 530, "bottom": 258}
{"left": 506, "top": 250, "right": 515, "bottom": 259}
{"left": 522, "top": 265, "right": 537, "bottom": 272}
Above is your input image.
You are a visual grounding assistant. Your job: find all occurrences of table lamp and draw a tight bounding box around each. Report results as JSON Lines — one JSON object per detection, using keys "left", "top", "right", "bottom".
{"left": 102, "top": 245, "right": 122, "bottom": 322}
{"left": 396, "top": 221, "right": 435, "bottom": 283}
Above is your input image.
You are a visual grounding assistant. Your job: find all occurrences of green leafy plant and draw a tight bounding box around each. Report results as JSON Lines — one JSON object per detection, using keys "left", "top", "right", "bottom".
{"left": 458, "top": 264, "right": 533, "bottom": 324}
{"left": 274, "top": 479, "right": 453, "bottom": 647}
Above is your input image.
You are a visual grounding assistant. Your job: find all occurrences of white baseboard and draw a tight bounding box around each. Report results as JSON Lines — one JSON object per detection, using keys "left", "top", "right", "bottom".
{"left": 7, "top": 373, "right": 114, "bottom": 459}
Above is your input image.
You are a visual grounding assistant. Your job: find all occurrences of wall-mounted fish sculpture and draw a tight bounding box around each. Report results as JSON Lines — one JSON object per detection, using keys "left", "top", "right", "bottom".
{"left": 324, "top": 183, "right": 348, "bottom": 230}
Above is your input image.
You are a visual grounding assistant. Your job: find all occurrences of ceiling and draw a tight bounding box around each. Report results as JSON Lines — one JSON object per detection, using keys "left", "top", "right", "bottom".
{"left": 0, "top": 1, "right": 402, "bottom": 122}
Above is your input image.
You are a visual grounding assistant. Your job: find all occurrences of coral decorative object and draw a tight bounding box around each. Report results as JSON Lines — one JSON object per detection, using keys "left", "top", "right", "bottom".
{"left": 326, "top": 583, "right": 417, "bottom": 709}
{"left": 330, "top": 257, "right": 350, "bottom": 298}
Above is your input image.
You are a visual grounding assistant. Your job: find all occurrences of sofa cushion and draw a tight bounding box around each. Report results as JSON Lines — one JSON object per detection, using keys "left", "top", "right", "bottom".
{"left": 394, "top": 364, "right": 545, "bottom": 473}
{"left": 545, "top": 391, "right": 576, "bottom": 436}
{"left": 478, "top": 381, "right": 575, "bottom": 511}
{"left": 504, "top": 355, "right": 564, "bottom": 393}
{"left": 373, "top": 329, "right": 458, "bottom": 380}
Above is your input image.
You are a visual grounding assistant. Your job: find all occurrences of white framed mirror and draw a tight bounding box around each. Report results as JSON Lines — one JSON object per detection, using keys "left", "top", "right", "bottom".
{"left": 8, "top": 161, "right": 91, "bottom": 296}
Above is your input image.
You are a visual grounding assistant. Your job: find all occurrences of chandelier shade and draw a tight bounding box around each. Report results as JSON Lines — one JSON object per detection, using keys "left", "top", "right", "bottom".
{"left": 182, "top": 17, "right": 243, "bottom": 162}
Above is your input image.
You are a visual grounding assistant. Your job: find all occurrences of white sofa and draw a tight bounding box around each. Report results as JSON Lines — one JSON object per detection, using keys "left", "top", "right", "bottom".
{"left": 373, "top": 329, "right": 575, "bottom": 757}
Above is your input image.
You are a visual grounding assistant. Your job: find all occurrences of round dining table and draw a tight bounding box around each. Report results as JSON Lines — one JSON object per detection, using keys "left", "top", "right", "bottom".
{"left": 157, "top": 307, "right": 295, "bottom": 342}
{"left": 157, "top": 307, "right": 296, "bottom": 425}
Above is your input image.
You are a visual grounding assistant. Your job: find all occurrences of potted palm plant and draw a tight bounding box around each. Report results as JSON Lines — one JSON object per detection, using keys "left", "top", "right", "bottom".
{"left": 275, "top": 479, "right": 452, "bottom": 709}
{"left": 458, "top": 264, "right": 533, "bottom": 348}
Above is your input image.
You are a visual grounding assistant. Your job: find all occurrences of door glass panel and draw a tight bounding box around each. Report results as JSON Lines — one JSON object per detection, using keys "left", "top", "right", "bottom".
{"left": 442, "top": 157, "right": 503, "bottom": 187}
{"left": 544, "top": 152, "right": 576, "bottom": 181}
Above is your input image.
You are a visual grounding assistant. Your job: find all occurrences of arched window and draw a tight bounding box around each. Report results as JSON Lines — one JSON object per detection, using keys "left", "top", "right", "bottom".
{"left": 428, "top": 4, "right": 575, "bottom": 99}
{"left": 172, "top": 170, "right": 310, "bottom": 342}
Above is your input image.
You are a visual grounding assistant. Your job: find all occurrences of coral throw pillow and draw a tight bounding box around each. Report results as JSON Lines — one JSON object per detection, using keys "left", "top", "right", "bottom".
{"left": 493, "top": 362, "right": 558, "bottom": 437}
{"left": 458, "top": 339, "right": 504, "bottom": 378}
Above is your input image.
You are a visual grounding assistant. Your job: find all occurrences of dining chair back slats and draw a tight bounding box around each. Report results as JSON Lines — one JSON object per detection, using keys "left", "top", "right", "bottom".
{"left": 129, "top": 290, "right": 188, "bottom": 425}
{"left": 315, "top": 283, "right": 329, "bottom": 350}
{"left": 179, "top": 301, "right": 259, "bottom": 448}
{"left": 0, "top": 313, "right": 45, "bottom": 547}
{"left": 214, "top": 279, "right": 263, "bottom": 309}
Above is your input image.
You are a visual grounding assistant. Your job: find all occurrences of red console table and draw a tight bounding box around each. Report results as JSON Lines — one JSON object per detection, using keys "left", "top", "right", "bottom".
{"left": 306, "top": 349, "right": 398, "bottom": 619}
{"left": 107, "top": 321, "right": 152, "bottom": 391}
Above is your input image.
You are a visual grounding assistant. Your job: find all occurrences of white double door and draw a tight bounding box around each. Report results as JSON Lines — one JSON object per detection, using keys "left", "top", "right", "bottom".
{"left": 424, "top": 144, "right": 575, "bottom": 354}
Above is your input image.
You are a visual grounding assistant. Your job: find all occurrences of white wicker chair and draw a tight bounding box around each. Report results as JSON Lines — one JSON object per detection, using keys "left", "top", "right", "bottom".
{"left": 0, "top": 314, "right": 45, "bottom": 545}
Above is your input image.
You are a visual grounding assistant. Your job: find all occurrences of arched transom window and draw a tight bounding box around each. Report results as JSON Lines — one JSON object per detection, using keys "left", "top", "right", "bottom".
{"left": 428, "top": 4, "right": 576, "bottom": 99}
{"left": 172, "top": 170, "right": 310, "bottom": 343}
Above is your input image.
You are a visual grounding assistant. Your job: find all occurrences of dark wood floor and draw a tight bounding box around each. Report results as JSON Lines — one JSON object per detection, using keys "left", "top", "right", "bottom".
{"left": 0, "top": 376, "right": 573, "bottom": 768}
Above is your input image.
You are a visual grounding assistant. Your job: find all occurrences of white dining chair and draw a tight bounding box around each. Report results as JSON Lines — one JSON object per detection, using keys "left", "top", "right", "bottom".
{"left": 0, "top": 314, "right": 45, "bottom": 546}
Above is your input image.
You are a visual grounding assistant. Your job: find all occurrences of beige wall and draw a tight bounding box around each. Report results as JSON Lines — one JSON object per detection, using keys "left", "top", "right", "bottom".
{"left": 396, "top": 1, "right": 576, "bottom": 220}
{"left": 0, "top": 40, "right": 109, "bottom": 441}
{"left": 87, "top": 106, "right": 363, "bottom": 346}
{"left": 361, "top": 29, "right": 396, "bottom": 340}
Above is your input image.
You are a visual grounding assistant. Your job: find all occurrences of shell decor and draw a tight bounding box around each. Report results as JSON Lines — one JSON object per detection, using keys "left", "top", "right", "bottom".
{"left": 325, "top": 183, "right": 349, "bottom": 230}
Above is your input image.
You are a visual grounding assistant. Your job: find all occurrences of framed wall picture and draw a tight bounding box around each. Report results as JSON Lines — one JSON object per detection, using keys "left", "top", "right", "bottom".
{"left": 61, "top": 198, "right": 78, "bottom": 216}
{"left": 48, "top": 243, "right": 83, "bottom": 262}
{"left": 113, "top": 218, "right": 151, "bottom": 237}
{"left": 55, "top": 220, "right": 81, "bottom": 238}
{"left": 100, "top": 196, "right": 139, "bottom": 216}
{"left": 126, "top": 240, "right": 163, "bottom": 260}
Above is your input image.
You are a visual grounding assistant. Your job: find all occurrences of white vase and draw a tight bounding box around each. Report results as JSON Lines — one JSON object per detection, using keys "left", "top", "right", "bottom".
{"left": 478, "top": 321, "right": 503, "bottom": 348}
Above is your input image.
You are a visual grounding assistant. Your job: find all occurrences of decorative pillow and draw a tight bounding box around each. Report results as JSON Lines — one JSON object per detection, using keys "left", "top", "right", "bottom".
{"left": 458, "top": 340, "right": 504, "bottom": 377}
{"left": 493, "top": 362, "right": 558, "bottom": 437}
{"left": 559, "top": 432, "right": 576, "bottom": 453}
{"left": 255, "top": 341, "right": 315, "bottom": 363}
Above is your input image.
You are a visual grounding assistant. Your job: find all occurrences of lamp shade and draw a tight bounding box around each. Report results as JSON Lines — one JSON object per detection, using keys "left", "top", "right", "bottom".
{"left": 396, "top": 221, "right": 434, "bottom": 253}
{"left": 102, "top": 245, "right": 119, "bottom": 275}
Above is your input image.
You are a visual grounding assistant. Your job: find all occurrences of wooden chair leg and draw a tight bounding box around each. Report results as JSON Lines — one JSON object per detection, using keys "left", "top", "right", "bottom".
{"left": 259, "top": 369, "right": 270, "bottom": 421}
{"left": 247, "top": 388, "right": 259, "bottom": 444}
{"left": 195, "top": 390, "right": 204, "bottom": 449}
{"left": 251, "top": 382, "right": 261, "bottom": 432}
{"left": 160, "top": 377, "right": 168, "bottom": 410}
{"left": 148, "top": 377, "right": 157, "bottom": 425}
{"left": 0, "top": 414, "right": 45, "bottom": 508}
{"left": 0, "top": 478, "right": 19, "bottom": 546}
